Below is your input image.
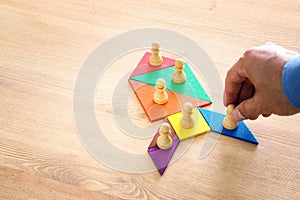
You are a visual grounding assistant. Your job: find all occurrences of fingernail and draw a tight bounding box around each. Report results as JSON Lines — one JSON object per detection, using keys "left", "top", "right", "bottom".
{"left": 232, "top": 109, "right": 245, "bottom": 122}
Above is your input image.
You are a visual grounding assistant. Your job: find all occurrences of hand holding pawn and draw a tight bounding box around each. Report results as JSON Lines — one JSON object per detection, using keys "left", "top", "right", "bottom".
{"left": 223, "top": 104, "right": 238, "bottom": 130}
{"left": 157, "top": 122, "right": 173, "bottom": 150}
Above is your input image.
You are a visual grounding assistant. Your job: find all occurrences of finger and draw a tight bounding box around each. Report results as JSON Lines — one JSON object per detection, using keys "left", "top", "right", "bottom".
{"left": 237, "top": 79, "right": 255, "bottom": 104}
{"left": 232, "top": 96, "right": 261, "bottom": 121}
{"left": 224, "top": 58, "right": 248, "bottom": 106}
{"left": 262, "top": 113, "right": 272, "bottom": 117}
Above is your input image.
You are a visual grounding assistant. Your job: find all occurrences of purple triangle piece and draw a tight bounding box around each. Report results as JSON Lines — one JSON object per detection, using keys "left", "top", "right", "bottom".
{"left": 158, "top": 167, "right": 167, "bottom": 175}
{"left": 148, "top": 139, "right": 180, "bottom": 175}
{"left": 148, "top": 118, "right": 180, "bottom": 175}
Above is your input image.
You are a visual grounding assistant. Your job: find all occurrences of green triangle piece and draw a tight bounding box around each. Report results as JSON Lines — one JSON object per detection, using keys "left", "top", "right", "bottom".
{"left": 131, "top": 63, "right": 211, "bottom": 102}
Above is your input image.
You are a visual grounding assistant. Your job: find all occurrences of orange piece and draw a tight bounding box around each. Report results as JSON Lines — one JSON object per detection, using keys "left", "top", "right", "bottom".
{"left": 129, "top": 80, "right": 211, "bottom": 122}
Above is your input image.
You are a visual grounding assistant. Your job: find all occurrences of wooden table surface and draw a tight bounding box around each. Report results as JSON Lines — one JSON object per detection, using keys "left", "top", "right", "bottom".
{"left": 1, "top": 0, "right": 299, "bottom": 199}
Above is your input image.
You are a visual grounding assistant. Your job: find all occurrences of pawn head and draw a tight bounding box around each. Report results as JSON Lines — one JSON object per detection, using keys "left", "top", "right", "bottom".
{"left": 175, "top": 58, "right": 184, "bottom": 69}
{"left": 183, "top": 102, "right": 193, "bottom": 112}
{"left": 159, "top": 122, "right": 170, "bottom": 134}
{"left": 156, "top": 78, "right": 166, "bottom": 89}
{"left": 226, "top": 104, "right": 235, "bottom": 114}
{"left": 151, "top": 42, "right": 160, "bottom": 51}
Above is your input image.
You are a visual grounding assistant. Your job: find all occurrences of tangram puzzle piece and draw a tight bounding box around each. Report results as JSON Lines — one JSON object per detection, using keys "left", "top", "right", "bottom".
{"left": 130, "top": 52, "right": 176, "bottom": 77}
{"left": 199, "top": 108, "right": 259, "bottom": 145}
{"left": 130, "top": 63, "right": 212, "bottom": 103}
{"left": 148, "top": 119, "right": 180, "bottom": 175}
{"left": 167, "top": 108, "right": 211, "bottom": 141}
{"left": 129, "top": 79, "right": 210, "bottom": 122}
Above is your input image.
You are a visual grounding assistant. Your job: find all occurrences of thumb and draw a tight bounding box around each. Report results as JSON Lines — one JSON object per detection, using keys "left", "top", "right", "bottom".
{"left": 232, "top": 97, "right": 261, "bottom": 121}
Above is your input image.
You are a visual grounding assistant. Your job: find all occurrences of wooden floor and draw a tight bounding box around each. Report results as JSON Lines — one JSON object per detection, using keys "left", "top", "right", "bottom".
{"left": 1, "top": 0, "right": 300, "bottom": 199}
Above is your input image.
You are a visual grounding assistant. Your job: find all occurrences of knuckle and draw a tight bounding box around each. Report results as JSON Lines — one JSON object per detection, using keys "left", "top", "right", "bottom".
{"left": 226, "top": 67, "right": 234, "bottom": 77}
{"left": 243, "top": 48, "right": 256, "bottom": 58}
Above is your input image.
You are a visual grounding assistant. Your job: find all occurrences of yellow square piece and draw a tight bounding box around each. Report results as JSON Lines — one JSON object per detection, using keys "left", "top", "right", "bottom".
{"left": 167, "top": 108, "right": 211, "bottom": 141}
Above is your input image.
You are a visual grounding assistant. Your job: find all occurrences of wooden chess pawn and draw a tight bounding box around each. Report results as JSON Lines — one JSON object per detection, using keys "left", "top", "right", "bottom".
{"left": 149, "top": 42, "right": 163, "bottom": 66}
{"left": 223, "top": 104, "right": 238, "bottom": 130}
{"left": 172, "top": 58, "right": 186, "bottom": 84}
{"left": 154, "top": 78, "right": 168, "bottom": 104}
{"left": 157, "top": 122, "right": 173, "bottom": 150}
{"left": 180, "top": 102, "right": 195, "bottom": 129}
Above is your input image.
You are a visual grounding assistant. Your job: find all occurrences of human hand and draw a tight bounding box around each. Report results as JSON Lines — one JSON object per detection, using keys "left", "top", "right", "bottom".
{"left": 224, "top": 43, "right": 299, "bottom": 122}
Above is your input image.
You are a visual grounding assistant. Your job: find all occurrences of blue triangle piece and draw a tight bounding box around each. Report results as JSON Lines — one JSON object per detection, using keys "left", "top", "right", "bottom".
{"left": 199, "top": 108, "right": 259, "bottom": 145}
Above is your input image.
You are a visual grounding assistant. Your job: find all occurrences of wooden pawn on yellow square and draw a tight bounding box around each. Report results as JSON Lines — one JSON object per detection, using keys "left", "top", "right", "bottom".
{"left": 167, "top": 106, "right": 211, "bottom": 141}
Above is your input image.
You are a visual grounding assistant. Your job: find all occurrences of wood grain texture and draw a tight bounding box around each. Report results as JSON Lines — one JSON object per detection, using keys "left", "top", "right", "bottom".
{"left": 0, "top": 0, "right": 299, "bottom": 199}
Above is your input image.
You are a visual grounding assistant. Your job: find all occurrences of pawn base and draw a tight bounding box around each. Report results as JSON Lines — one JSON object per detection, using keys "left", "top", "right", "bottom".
{"left": 149, "top": 56, "right": 163, "bottom": 66}
{"left": 223, "top": 119, "right": 238, "bottom": 130}
{"left": 154, "top": 93, "right": 168, "bottom": 105}
{"left": 181, "top": 119, "right": 195, "bottom": 129}
{"left": 172, "top": 72, "right": 186, "bottom": 84}
{"left": 157, "top": 136, "right": 173, "bottom": 150}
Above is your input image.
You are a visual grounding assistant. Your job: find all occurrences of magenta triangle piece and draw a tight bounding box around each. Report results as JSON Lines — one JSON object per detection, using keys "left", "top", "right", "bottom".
{"left": 148, "top": 118, "right": 179, "bottom": 149}
{"left": 130, "top": 52, "right": 176, "bottom": 77}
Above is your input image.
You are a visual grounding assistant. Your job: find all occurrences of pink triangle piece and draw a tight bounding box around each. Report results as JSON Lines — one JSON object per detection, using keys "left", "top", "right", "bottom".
{"left": 130, "top": 52, "right": 176, "bottom": 77}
